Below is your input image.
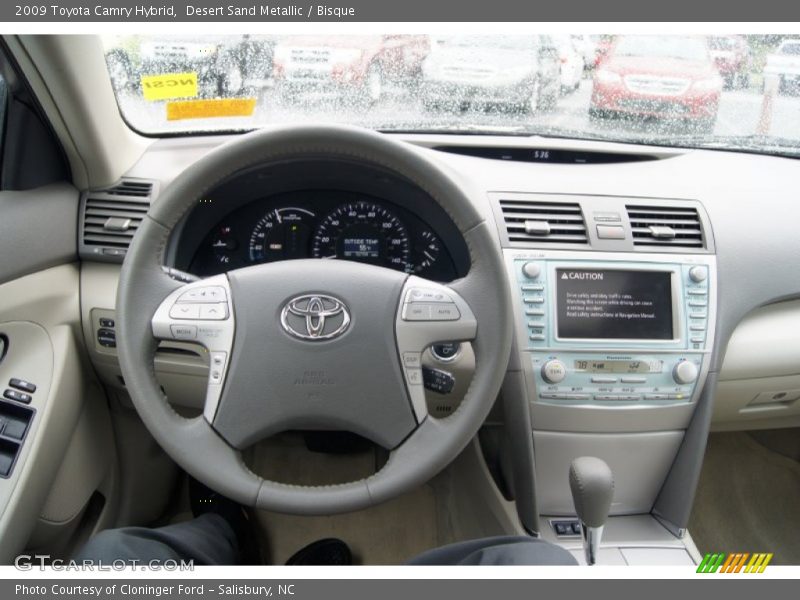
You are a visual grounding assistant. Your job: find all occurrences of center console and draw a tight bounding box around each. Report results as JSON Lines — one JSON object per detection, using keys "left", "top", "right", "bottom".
{"left": 492, "top": 192, "right": 716, "bottom": 526}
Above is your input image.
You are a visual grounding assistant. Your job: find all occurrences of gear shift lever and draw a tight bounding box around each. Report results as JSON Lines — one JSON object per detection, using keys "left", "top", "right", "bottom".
{"left": 569, "top": 457, "right": 614, "bottom": 565}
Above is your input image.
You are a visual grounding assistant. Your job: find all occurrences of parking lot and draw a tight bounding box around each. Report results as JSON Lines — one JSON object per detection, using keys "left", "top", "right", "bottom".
{"left": 118, "top": 76, "right": 800, "bottom": 147}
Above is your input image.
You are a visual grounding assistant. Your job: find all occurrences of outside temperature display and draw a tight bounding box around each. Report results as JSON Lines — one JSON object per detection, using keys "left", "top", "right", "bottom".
{"left": 573, "top": 359, "right": 663, "bottom": 374}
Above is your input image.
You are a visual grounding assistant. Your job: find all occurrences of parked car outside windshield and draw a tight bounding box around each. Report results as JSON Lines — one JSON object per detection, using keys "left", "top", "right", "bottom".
{"left": 104, "top": 34, "right": 800, "bottom": 158}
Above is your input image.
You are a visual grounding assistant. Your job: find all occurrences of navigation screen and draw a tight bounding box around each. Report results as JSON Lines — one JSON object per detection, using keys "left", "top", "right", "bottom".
{"left": 556, "top": 269, "right": 674, "bottom": 340}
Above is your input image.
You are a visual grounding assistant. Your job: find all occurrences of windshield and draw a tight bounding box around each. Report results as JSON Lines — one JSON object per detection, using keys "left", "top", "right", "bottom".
{"left": 103, "top": 34, "right": 800, "bottom": 157}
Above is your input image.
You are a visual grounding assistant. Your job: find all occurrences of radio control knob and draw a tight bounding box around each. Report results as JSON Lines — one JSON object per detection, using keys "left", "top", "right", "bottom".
{"left": 672, "top": 360, "right": 699, "bottom": 385}
{"left": 541, "top": 360, "right": 567, "bottom": 384}
{"left": 522, "top": 262, "right": 542, "bottom": 279}
{"left": 688, "top": 266, "right": 708, "bottom": 283}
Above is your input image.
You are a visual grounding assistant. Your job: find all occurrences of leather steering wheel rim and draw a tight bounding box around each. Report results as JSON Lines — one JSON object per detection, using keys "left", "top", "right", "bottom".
{"left": 116, "top": 124, "right": 513, "bottom": 514}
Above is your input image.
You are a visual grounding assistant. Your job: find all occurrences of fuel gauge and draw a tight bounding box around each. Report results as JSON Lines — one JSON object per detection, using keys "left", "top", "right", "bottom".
{"left": 211, "top": 225, "right": 238, "bottom": 267}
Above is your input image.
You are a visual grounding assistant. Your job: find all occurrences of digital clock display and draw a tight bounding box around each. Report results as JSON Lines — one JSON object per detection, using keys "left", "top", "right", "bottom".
{"left": 573, "top": 360, "right": 663, "bottom": 374}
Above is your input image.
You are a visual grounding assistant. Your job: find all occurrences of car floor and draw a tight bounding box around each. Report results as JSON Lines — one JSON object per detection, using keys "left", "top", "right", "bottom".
{"left": 689, "top": 428, "right": 800, "bottom": 565}
{"left": 160, "top": 434, "right": 521, "bottom": 565}
{"left": 245, "top": 433, "right": 458, "bottom": 565}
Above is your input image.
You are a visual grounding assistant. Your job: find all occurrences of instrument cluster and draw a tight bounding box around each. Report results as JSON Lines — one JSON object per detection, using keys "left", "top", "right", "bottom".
{"left": 188, "top": 191, "right": 459, "bottom": 281}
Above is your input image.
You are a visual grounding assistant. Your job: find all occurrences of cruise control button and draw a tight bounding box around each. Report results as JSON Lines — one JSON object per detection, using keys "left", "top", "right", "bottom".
{"left": 199, "top": 303, "right": 228, "bottom": 320}
{"left": 422, "top": 367, "right": 456, "bottom": 394}
{"left": 170, "top": 325, "right": 197, "bottom": 340}
{"left": 170, "top": 304, "right": 201, "bottom": 319}
{"left": 177, "top": 286, "right": 228, "bottom": 303}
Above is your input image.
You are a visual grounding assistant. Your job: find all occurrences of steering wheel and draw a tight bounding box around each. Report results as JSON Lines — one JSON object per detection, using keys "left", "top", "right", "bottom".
{"left": 116, "top": 125, "right": 513, "bottom": 514}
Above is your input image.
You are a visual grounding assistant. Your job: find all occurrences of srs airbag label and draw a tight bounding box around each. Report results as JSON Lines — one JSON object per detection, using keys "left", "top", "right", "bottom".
{"left": 556, "top": 269, "right": 674, "bottom": 340}
{"left": 140, "top": 72, "right": 198, "bottom": 101}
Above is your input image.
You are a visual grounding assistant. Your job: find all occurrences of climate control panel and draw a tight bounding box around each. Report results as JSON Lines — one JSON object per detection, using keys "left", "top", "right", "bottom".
{"left": 533, "top": 353, "right": 703, "bottom": 405}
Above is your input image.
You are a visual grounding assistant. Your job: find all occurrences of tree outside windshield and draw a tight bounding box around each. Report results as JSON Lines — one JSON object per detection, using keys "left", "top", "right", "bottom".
{"left": 103, "top": 34, "right": 800, "bottom": 155}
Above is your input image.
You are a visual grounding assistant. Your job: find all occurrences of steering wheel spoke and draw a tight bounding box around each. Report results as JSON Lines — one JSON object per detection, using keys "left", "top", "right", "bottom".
{"left": 151, "top": 274, "right": 236, "bottom": 423}
{"left": 395, "top": 276, "right": 478, "bottom": 422}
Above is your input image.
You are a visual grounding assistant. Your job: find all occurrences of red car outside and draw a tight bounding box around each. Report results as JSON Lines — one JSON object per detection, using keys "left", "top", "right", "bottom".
{"left": 590, "top": 35, "right": 723, "bottom": 132}
{"left": 272, "top": 35, "right": 430, "bottom": 103}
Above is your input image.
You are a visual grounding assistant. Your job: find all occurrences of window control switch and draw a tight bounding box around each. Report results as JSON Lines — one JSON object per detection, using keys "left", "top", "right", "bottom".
{"left": 3, "top": 389, "right": 32, "bottom": 404}
{"left": 9, "top": 379, "right": 36, "bottom": 394}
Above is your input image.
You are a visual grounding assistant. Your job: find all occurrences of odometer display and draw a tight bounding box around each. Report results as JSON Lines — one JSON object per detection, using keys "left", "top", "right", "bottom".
{"left": 312, "top": 202, "right": 411, "bottom": 272}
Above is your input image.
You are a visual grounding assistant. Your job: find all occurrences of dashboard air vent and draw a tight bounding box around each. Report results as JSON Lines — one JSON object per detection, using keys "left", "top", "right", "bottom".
{"left": 499, "top": 199, "right": 588, "bottom": 245}
{"left": 626, "top": 205, "right": 704, "bottom": 249}
{"left": 81, "top": 179, "right": 155, "bottom": 261}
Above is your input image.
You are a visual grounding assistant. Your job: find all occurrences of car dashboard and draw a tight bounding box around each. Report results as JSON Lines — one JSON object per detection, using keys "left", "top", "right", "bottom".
{"left": 72, "top": 131, "right": 800, "bottom": 555}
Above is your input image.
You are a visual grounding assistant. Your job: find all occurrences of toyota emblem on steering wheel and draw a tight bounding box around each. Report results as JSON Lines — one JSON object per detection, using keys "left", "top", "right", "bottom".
{"left": 280, "top": 294, "right": 352, "bottom": 341}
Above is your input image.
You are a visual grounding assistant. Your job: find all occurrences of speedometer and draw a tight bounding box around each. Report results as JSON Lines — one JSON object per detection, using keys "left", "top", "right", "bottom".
{"left": 312, "top": 202, "right": 412, "bottom": 272}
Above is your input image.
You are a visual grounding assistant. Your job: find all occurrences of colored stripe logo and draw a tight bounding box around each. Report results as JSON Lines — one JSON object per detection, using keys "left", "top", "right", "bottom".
{"left": 696, "top": 552, "right": 773, "bottom": 573}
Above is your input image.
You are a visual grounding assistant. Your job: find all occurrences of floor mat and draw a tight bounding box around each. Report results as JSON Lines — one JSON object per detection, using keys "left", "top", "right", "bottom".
{"left": 254, "top": 485, "right": 443, "bottom": 565}
{"left": 247, "top": 434, "right": 450, "bottom": 565}
{"left": 689, "top": 431, "right": 800, "bottom": 565}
